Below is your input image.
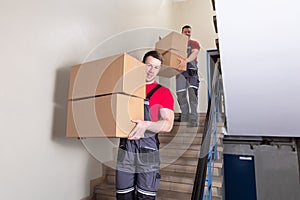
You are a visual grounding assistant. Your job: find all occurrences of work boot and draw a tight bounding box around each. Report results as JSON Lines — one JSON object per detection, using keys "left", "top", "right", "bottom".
{"left": 180, "top": 114, "right": 189, "bottom": 122}
{"left": 174, "top": 114, "right": 189, "bottom": 122}
{"left": 188, "top": 118, "right": 198, "bottom": 127}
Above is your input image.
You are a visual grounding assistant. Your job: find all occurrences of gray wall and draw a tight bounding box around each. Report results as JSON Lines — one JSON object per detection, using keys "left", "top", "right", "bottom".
{"left": 223, "top": 140, "right": 300, "bottom": 200}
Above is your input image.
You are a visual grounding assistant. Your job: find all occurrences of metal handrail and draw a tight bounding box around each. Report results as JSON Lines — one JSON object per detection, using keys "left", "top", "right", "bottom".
{"left": 192, "top": 63, "right": 223, "bottom": 200}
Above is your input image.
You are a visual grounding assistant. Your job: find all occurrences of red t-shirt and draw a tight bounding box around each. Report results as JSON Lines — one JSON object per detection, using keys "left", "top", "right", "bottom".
{"left": 188, "top": 39, "right": 200, "bottom": 63}
{"left": 146, "top": 81, "right": 174, "bottom": 121}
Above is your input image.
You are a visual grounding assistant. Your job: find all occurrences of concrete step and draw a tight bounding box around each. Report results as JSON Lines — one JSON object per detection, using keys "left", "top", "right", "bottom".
{"left": 94, "top": 113, "right": 225, "bottom": 200}
{"left": 95, "top": 194, "right": 115, "bottom": 200}
{"left": 160, "top": 148, "right": 200, "bottom": 158}
{"left": 157, "top": 189, "right": 221, "bottom": 200}
{"left": 170, "top": 123, "right": 204, "bottom": 133}
{"left": 94, "top": 183, "right": 222, "bottom": 200}
{"left": 160, "top": 143, "right": 201, "bottom": 151}
{"left": 159, "top": 179, "right": 222, "bottom": 196}
{"left": 160, "top": 130, "right": 203, "bottom": 138}
{"left": 159, "top": 134, "right": 202, "bottom": 145}
{"left": 157, "top": 189, "right": 191, "bottom": 200}
{"left": 159, "top": 179, "right": 193, "bottom": 193}
{"left": 105, "top": 167, "right": 223, "bottom": 189}
{"left": 94, "top": 182, "right": 223, "bottom": 200}
{"left": 94, "top": 183, "right": 115, "bottom": 198}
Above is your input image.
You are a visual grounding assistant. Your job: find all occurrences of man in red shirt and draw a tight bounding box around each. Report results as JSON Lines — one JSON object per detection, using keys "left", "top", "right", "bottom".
{"left": 116, "top": 50, "right": 174, "bottom": 200}
{"left": 176, "top": 25, "right": 201, "bottom": 127}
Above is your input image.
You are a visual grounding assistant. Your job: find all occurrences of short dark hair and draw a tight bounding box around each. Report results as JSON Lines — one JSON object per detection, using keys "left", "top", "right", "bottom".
{"left": 142, "top": 50, "right": 163, "bottom": 64}
{"left": 182, "top": 25, "right": 192, "bottom": 32}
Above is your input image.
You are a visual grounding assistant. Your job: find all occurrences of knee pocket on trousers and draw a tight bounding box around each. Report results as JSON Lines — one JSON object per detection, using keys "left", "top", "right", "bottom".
{"left": 137, "top": 172, "right": 161, "bottom": 198}
{"left": 188, "top": 88, "right": 198, "bottom": 102}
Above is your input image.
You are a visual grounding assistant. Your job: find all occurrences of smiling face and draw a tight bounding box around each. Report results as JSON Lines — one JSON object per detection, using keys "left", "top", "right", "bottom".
{"left": 145, "top": 55, "right": 161, "bottom": 84}
{"left": 182, "top": 27, "right": 192, "bottom": 39}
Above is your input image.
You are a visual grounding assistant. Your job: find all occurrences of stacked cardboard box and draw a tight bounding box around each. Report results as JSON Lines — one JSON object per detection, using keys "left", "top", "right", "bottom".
{"left": 155, "top": 31, "right": 188, "bottom": 78}
{"left": 66, "top": 53, "right": 145, "bottom": 138}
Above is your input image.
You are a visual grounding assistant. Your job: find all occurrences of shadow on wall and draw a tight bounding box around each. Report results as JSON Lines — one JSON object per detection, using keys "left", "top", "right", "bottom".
{"left": 51, "top": 66, "right": 105, "bottom": 198}
{"left": 51, "top": 66, "right": 118, "bottom": 160}
{"left": 51, "top": 66, "right": 75, "bottom": 144}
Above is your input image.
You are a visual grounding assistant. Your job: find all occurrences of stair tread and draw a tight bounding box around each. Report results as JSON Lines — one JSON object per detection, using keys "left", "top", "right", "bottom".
{"left": 157, "top": 189, "right": 221, "bottom": 200}
{"left": 94, "top": 112, "right": 225, "bottom": 200}
{"left": 94, "top": 183, "right": 116, "bottom": 197}
{"left": 103, "top": 159, "right": 220, "bottom": 171}
{"left": 170, "top": 123, "right": 205, "bottom": 133}
{"left": 160, "top": 143, "right": 201, "bottom": 149}
{"left": 159, "top": 132, "right": 203, "bottom": 138}
{"left": 160, "top": 149, "right": 200, "bottom": 158}
{"left": 157, "top": 189, "right": 192, "bottom": 200}
{"left": 105, "top": 168, "right": 222, "bottom": 186}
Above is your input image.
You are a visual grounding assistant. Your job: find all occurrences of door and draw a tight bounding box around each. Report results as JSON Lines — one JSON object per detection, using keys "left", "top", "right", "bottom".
{"left": 224, "top": 154, "right": 257, "bottom": 200}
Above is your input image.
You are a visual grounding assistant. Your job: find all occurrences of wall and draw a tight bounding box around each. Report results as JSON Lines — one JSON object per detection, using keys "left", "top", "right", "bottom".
{"left": 223, "top": 142, "right": 300, "bottom": 199}
{"left": 216, "top": 0, "right": 300, "bottom": 136}
{"left": 0, "top": 0, "right": 174, "bottom": 199}
{"left": 172, "top": 0, "right": 217, "bottom": 50}
{"left": 170, "top": 0, "right": 217, "bottom": 112}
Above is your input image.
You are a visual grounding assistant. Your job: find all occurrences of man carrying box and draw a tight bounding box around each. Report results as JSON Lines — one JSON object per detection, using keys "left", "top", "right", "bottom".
{"left": 116, "top": 50, "right": 174, "bottom": 200}
{"left": 176, "top": 25, "right": 201, "bottom": 127}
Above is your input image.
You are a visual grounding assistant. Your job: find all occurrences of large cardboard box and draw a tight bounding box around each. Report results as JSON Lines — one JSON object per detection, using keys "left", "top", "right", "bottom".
{"left": 155, "top": 31, "right": 188, "bottom": 78}
{"left": 68, "top": 53, "right": 146, "bottom": 100}
{"left": 158, "top": 50, "right": 187, "bottom": 78}
{"left": 155, "top": 31, "right": 188, "bottom": 52}
{"left": 66, "top": 93, "right": 144, "bottom": 138}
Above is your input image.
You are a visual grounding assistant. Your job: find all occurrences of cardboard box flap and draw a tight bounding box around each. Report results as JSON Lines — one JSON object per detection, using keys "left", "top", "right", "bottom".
{"left": 157, "top": 50, "right": 187, "bottom": 78}
{"left": 155, "top": 31, "right": 188, "bottom": 52}
{"left": 68, "top": 53, "right": 146, "bottom": 100}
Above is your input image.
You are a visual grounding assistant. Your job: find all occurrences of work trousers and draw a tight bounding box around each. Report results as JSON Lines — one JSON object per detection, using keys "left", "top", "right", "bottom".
{"left": 176, "top": 69, "right": 199, "bottom": 121}
{"left": 116, "top": 94, "right": 161, "bottom": 200}
{"left": 116, "top": 138, "right": 160, "bottom": 200}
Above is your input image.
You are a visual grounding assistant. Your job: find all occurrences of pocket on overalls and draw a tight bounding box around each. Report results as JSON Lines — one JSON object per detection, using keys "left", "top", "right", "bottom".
{"left": 139, "top": 147, "right": 160, "bottom": 165}
{"left": 188, "top": 68, "right": 198, "bottom": 76}
{"left": 117, "top": 144, "right": 127, "bottom": 163}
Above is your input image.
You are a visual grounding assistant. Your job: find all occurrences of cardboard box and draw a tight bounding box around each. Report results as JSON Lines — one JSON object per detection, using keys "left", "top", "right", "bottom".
{"left": 157, "top": 50, "right": 187, "bottom": 78}
{"left": 66, "top": 93, "right": 144, "bottom": 138}
{"left": 68, "top": 53, "right": 146, "bottom": 100}
{"left": 155, "top": 31, "right": 188, "bottom": 52}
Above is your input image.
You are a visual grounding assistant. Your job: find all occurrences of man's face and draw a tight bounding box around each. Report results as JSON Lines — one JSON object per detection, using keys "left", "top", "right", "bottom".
{"left": 182, "top": 27, "right": 191, "bottom": 38}
{"left": 145, "top": 56, "right": 161, "bottom": 83}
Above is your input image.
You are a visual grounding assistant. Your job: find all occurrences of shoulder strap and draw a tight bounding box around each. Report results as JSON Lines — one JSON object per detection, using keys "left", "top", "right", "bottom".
{"left": 146, "top": 84, "right": 162, "bottom": 100}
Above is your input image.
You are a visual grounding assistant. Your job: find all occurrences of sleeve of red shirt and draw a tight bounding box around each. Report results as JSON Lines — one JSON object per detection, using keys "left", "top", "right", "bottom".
{"left": 159, "top": 87, "right": 174, "bottom": 111}
{"left": 190, "top": 40, "right": 200, "bottom": 51}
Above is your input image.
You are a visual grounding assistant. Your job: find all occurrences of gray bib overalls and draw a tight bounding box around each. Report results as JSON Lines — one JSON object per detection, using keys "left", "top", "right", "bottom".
{"left": 116, "top": 85, "right": 162, "bottom": 200}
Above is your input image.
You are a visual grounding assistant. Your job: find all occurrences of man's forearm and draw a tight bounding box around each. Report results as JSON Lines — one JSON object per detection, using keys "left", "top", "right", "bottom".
{"left": 146, "top": 119, "right": 174, "bottom": 133}
{"left": 186, "top": 49, "right": 199, "bottom": 63}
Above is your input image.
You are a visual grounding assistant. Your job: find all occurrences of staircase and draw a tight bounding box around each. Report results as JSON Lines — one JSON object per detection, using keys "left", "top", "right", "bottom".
{"left": 93, "top": 114, "right": 224, "bottom": 200}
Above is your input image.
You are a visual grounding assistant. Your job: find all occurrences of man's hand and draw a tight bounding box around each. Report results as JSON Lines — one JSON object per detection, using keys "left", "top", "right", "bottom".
{"left": 128, "top": 120, "right": 150, "bottom": 140}
{"left": 128, "top": 108, "right": 174, "bottom": 140}
{"left": 176, "top": 57, "right": 187, "bottom": 71}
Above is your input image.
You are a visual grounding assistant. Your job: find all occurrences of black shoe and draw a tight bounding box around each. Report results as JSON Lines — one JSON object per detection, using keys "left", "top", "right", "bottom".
{"left": 180, "top": 114, "right": 189, "bottom": 122}
{"left": 188, "top": 119, "right": 198, "bottom": 127}
{"left": 174, "top": 114, "right": 189, "bottom": 122}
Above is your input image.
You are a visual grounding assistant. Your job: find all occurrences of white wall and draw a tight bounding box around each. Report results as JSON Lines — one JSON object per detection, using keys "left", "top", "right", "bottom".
{"left": 0, "top": 0, "right": 174, "bottom": 199}
{"left": 169, "top": 0, "right": 217, "bottom": 112}
{"left": 216, "top": 0, "right": 300, "bottom": 136}
{"left": 172, "top": 0, "right": 217, "bottom": 50}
